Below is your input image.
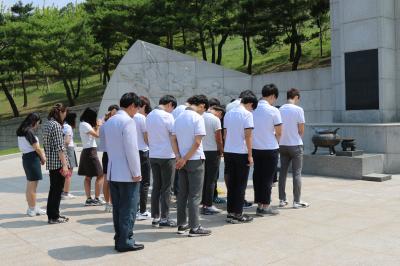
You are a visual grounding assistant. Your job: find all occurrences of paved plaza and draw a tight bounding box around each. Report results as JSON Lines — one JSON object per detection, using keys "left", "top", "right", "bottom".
{"left": 1, "top": 150, "right": 400, "bottom": 266}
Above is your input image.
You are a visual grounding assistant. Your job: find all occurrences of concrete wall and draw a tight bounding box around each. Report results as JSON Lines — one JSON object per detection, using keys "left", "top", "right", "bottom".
{"left": 304, "top": 123, "right": 400, "bottom": 174}
{"left": 0, "top": 102, "right": 100, "bottom": 150}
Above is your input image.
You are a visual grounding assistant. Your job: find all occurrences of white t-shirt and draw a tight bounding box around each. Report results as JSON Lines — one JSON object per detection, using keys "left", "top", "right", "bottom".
{"left": 202, "top": 112, "right": 222, "bottom": 151}
{"left": 279, "top": 103, "right": 305, "bottom": 146}
{"left": 146, "top": 108, "right": 175, "bottom": 159}
{"left": 224, "top": 105, "right": 254, "bottom": 154}
{"left": 173, "top": 109, "right": 206, "bottom": 160}
{"left": 79, "top": 122, "right": 97, "bottom": 149}
{"left": 172, "top": 104, "right": 187, "bottom": 119}
{"left": 134, "top": 113, "right": 149, "bottom": 151}
{"left": 63, "top": 123, "right": 75, "bottom": 147}
{"left": 18, "top": 129, "right": 38, "bottom": 154}
{"left": 253, "top": 100, "right": 282, "bottom": 150}
{"left": 226, "top": 99, "right": 241, "bottom": 112}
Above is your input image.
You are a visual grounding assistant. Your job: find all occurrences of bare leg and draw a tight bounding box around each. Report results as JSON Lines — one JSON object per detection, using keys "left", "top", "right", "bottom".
{"left": 103, "top": 175, "right": 111, "bottom": 203}
{"left": 84, "top": 176, "right": 92, "bottom": 198}
{"left": 95, "top": 175, "right": 104, "bottom": 199}
{"left": 26, "top": 181, "right": 38, "bottom": 208}
{"left": 63, "top": 176, "right": 71, "bottom": 194}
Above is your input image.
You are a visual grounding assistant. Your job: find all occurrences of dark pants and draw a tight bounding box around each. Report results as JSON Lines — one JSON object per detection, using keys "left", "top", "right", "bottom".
{"left": 177, "top": 160, "right": 205, "bottom": 229}
{"left": 253, "top": 149, "right": 279, "bottom": 205}
{"left": 110, "top": 181, "right": 140, "bottom": 250}
{"left": 47, "top": 169, "right": 65, "bottom": 220}
{"left": 201, "top": 151, "right": 221, "bottom": 206}
{"left": 224, "top": 152, "right": 250, "bottom": 214}
{"left": 150, "top": 158, "right": 175, "bottom": 219}
{"left": 139, "top": 151, "right": 151, "bottom": 213}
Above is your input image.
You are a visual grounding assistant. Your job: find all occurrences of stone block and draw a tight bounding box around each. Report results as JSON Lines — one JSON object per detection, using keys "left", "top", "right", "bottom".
{"left": 336, "top": 150, "right": 364, "bottom": 157}
{"left": 361, "top": 173, "right": 392, "bottom": 182}
{"left": 379, "top": 49, "right": 397, "bottom": 79}
{"left": 379, "top": 0, "right": 396, "bottom": 18}
{"left": 331, "top": 56, "right": 343, "bottom": 85}
{"left": 330, "top": 1, "right": 340, "bottom": 30}
{"left": 223, "top": 77, "right": 251, "bottom": 97}
{"left": 343, "top": 18, "right": 379, "bottom": 52}
{"left": 313, "top": 67, "right": 332, "bottom": 90}
{"left": 380, "top": 18, "right": 396, "bottom": 49}
{"left": 168, "top": 61, "right": 196, "bottom": 97}
{"left": 379, "top": 78, "right": 397, "bottom": 110}
{"left": 384, "top": 153, "right": 400, "bottom": 173}
{"left": 141, "top": 42, "right": 168, "bottom": 63}
{"left": 195, "top": 60, "right": 224, "bottom": 78}
{"left": 343, "top": 0, "right": 378, "bottom": 23}
{"left": 386, "top": 126, "right": 400, "bottom": 153}
{"left": 320, "top": 89, "right": 334, "bottom": 111}
{"left": 119, "top": 41, "right": 144, "bottom": 65}
{"left": 167, "top": 50, "right": 195, "bottom": 62}
{"left": 342, "top": 110, "right": 381, "bottom": 123}
{"left": 320, "top": 111, "right": 334, "bottom": 123}
{"left": 299, "top": 90, "right": 321, "bottom": 111}
{"left": 380, "top": 109, "right": 397, "bottom": 122}
{"left": 196, "top": 78, "right": 224, "bottom": 99}
{"left": 331, "top": 29, "right": 341, "bottom": 58}
{"left": 302, "top": 153, "right": 385, "bottom": 179}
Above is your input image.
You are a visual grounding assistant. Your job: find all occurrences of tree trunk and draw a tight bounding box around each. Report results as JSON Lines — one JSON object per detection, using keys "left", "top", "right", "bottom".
{"left": 289, "top": 42, "right": 295, "bottom": 62}
{"left": 182, "top": 27, "right": 187, "bottom": 53}
{"left": 216, "top": 33, "right": 229, "bottom": 65}
{"left": 1, "top": 81, "right": 19, "bottom": 117}
{"left": 62, "top": 78, "right": 75, "bottom": 106}
{"left": 68, "top": 78, "right": 76, "bottom": 98}
{"left": 292, "top": 42, "right": 302, "bottom": 71}
{"left": 209, "top": 29, "right": 216, "bottom": 63}
{"left": 21, "top": 72, "right": 27, "bottom": 107}
{"left": 103, "top": 48, "right": 111, "bottom": 85}
{"left": 199, "top": 29, "right": 207, "bottom": 61}
{"left": 46, "top": 76, "right": 50, "bottom": 92}
{"left": 246, "top": 36, "right": 253, "bottom": 74}
{"left": 242, "top": 34, "right": 247, "bottom": 66}
{"left": 318, "top": 19, "right": 323, "bottom": 57}
{"left": 75, "top": 72, "right": 82, "bottom": 98}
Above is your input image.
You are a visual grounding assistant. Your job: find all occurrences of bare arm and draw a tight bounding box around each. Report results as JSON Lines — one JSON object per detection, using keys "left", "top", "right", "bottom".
{"left": 88, "top": 128, "right": 100, "bottom": 138}
{"left": 170, "top": 134, "right": 181, "bottom": 159}
{"left": 244, "top": 128, "right": 253, "bottom": 165}
{"left": 32, "top": 143, "right": 46, "bottom": 165}
{"left": 274, "top": 124, "right": 282, "bottom": 143}
{"left": 65, "top": 134, "right": 71, "bottom": 146}
{"left": 144, "top": 132, "right": 149, "bottom": 145}
{"left": 298, "top": 123, "right": 305, "bottom": 137}
{"left": 215, "top": 129, "right": 223, "bottom": 155}
{"left": 176, "top": 135, "right": 203, "bottom": 169}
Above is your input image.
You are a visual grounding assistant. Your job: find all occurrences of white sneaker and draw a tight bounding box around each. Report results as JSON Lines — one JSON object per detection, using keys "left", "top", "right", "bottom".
{"left": 104, "top": 203, "right": 112, "bottom": 213}
{"left": 96, "top": 198, "right": 106, "bottom": 205}
{"left": 61, "top": 192, "right": 75, "bottom": 200}
{"left": 293, "top": 201, "right": 309, "bottom": 209}
{"left": 35, "top": 207, "right": 46, "bottom": 215}
{"left": 279, "top": 200, "right": 288, "bottom": 207}
{"left": 27, "top": 208, "right": 36, "bottom": 217}
{"left": 137, "top": 210, "right": 152, "bottom": 221}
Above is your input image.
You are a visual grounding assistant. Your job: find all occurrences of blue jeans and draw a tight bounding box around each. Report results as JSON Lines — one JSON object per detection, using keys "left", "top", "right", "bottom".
{"left": 110, "top": 181, "right": 140, "bottom": 249}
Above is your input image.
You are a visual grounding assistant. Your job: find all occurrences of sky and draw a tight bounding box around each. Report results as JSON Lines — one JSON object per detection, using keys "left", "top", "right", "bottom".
{"left": 1, "top": 0, "right": 85, "bottom": 9}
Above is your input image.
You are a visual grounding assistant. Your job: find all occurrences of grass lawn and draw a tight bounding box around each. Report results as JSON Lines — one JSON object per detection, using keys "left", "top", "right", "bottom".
{"left": 0, "top": 147, "right": 20, "bottom": 156}
{"left": 0, "top": 74, "right": 106, "bottom": 120}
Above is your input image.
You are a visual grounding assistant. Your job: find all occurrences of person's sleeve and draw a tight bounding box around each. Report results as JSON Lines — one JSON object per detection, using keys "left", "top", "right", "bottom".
{"left": 54, "top": 124, "right": 65, "bottom": 152}
{"left": 167, "top": 114, "right": 175, "bottom": 133}
{"left": 298, "top": 108, "right": 305, "bottom": 124}
{"left": 214, "top": 117, "right": 222, "bottom": 132}
{"left": 195, "top": 117, "right": 206, "bottom": 136}
{"left": 141, "top": 116, "right": 147, "bottom": 133}
{"left": 244, "top": 113, "right": 254, "bottom": 129}
{"left": 171, "top": 120, "right": 176, "bottom": 136}
{"left": 273, "top": 109, "right": 282, "bottom": 126}
{"left": 123, "top": 119, "right": 141, "bottom": 178}
{"left": 98, "top": 125, "right": 106, "bottom": 152}
{"left": 82, "top": 122, "right": 92, "bottom": 133}
{"left": 223, "top": 115, "right": 229, "bottom": 129}
{"left": 25, "top": 130, "right": 38, "bottom": 145}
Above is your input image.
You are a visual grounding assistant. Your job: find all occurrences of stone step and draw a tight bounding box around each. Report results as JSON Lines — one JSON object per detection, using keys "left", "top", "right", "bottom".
{"left": 362, "top": 173, "right": 392, "bottom": 182}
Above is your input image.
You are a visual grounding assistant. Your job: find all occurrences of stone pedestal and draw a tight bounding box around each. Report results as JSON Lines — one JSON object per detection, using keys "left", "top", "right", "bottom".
{"left": 336, "top": 150, "right": 364, "bottom": 157}
{"left": 303, "top": 153, "right": 385, "bottom": 180}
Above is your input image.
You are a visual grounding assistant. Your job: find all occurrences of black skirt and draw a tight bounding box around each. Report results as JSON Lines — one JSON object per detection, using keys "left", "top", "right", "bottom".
{"left": 78, "top": 147, "right": 103, "bottom": 177}
{"left": 22, "top": 151, "right": 43, "bottom": 181}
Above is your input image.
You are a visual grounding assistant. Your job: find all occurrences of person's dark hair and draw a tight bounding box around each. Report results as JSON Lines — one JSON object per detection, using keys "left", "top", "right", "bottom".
{"left": 64, "top": 112, "right": 77, "bottom": 128}
{"left": 262, "top": 84, "right": 279, "bottom": 98}
{"left": 48, "top": 103, "right": 67, "bottom": 125}
{"left": 210, "top": 105, "right": 225, "bottom": 116}
{"left": 16, "top": 113, "right": 42, "bottom": 136}
{"left": 80, "top": 107, "right": 98, "bottom": 128}
{"left": 120, "top": 92, "right": 141, "bottom": 109}
{"left": 239, "top": 89, "right": 256, "bottom": 98}
{"left": 208, "top": 98, "right": 221, "bottom": 108}
{"left": 159, "top": 95, "right": 177, "bottom": 108}
{"left": 107, "top": 104, "right": 120, "bottom": 112}
{"left": 241, "top": 95, "right": 258, "bottom": 110}
{"left": 287, "top": 88, "right": 301, "bottom": 100}
{"left": 139, "top": 96, "right": 152, "bottom": 115}
{"left": 187, "top": 94, "right": 209, "bottom": 110}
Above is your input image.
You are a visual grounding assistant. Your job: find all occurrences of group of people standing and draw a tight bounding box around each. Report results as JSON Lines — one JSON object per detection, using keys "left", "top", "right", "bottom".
{"left": 16, "top": 83, "right": 308, "bottom": 253}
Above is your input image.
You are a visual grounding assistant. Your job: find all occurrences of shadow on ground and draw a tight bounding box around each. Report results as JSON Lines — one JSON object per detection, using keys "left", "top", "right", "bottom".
{"left": 48, "top": 245, "right": 114, "bottom": 261}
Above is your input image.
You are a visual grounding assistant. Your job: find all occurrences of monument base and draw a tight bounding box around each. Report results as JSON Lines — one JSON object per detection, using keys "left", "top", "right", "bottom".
{"left": 336, "top": 150, "right": 364, "bottom": 157}
{"left": 302, "top": 153, "right": 387, "bottom": 180}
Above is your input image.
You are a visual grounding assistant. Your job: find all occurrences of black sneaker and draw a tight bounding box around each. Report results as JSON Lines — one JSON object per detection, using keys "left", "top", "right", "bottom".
{"left": 92, "top": 198, "right": 105, "bottom": 206}
{"left": 159, "top": 219, "right": 177, "bottom": 227}
{"left": 234, "top": 214, "right": 253, "bottom": 223}
{"left": 85, "top": 198, "right": 95, "bottom": 206}
{"left": 225, "top": 213, "right": 235, "bottom": 223}
{"left": 243, "top": 200, "right": 253, "bottom": 209}
{"left": 177, "top": 224, "right": 190, "bottom": 235}
{"left": 256, "top": 207, "right": 279, "bottom": 216}
{"left": 48, "top": 217, "right": 68, "bottom": 224}
{"left": 188, "top": 226, "right": 211, "bottom": 237}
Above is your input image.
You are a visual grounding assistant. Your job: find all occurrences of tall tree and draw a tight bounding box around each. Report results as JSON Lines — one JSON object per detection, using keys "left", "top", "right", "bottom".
{"left": 310, "top": 0, "right": 330, "bottom": 57}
